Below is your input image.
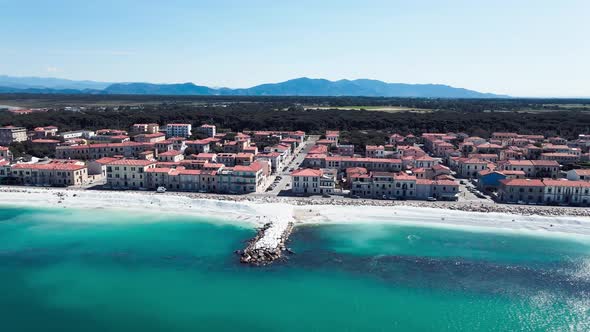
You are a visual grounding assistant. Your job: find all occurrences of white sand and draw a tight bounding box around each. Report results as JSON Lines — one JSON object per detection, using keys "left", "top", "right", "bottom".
{"left": 1, "top": 187, "right": 590, "bottom": 240}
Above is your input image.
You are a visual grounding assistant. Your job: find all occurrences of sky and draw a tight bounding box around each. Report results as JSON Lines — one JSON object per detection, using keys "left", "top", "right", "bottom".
{"left": 0, "top": 0, "right": 589, "bottom": 97}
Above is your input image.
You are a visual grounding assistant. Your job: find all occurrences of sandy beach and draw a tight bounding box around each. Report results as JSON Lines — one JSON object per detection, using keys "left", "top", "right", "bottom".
{"left": 1, "top": 186, "right": 590, "bottom": 238}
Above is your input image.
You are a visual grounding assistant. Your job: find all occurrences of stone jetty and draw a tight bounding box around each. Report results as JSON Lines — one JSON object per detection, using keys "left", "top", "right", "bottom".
{"left": 239, "top": 220, "right": 295, "bottom": 266}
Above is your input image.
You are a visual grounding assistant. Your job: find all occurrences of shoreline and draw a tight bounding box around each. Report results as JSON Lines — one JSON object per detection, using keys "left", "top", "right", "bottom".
{"left": 1, "top": 186, "right": 590, "bottom": 239}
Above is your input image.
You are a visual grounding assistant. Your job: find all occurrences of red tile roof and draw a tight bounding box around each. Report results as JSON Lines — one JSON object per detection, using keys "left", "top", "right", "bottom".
{"left": 292, "top": 168, "right": 323, "bottom": 177}
{"left": 543, "top": 179, "right": 590, "bottom": 187}
{"left": 499, "top": 179, "right": 545, "bottom": 187}
{"left": 12, "top": 163, "right": 86, "bottom": 171}
{"left": 159, "top": 150, "right": 183, "bottom": 156}
{"left": 107, "top": 159, "right": 156, "bottom": 166}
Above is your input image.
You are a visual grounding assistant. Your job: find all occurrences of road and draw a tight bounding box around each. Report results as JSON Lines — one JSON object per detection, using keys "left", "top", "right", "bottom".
{"left": 260, "top": 135, "right": 320, "bottom": 196}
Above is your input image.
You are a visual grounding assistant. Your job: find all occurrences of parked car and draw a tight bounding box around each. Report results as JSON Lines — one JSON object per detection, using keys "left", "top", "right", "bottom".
{"left": 426, "top": 197, "right": 437, "bottom": 201}
{"left": 156, "top": 186, "right": 167, "bottom": 193}
{"left": 322, "top": 193, "right": 331, "bottom": 198}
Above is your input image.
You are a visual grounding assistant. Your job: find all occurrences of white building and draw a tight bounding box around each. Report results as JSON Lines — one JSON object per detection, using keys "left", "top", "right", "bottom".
{"left": 196, "top": 124, "right": 216, "bottom": 138}
{"left": 166, "top": 124, "right": 192, "bottom": 138}
{"left": 291, "top": 168, "right": 336, "bottom": 195}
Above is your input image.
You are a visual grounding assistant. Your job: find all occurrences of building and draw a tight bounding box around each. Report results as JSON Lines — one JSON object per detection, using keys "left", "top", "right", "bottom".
{"left": 0, "top": 146, "right": 13, "bottom": 161}
{"left": 415, "top": 179, "right": 460, "bottom": 200}
{"left": 134, "top": 133, "right": 166, "bottom": 143}
{"left": 166, "top": 123, "right": 192, "bottom": 138}
{"left": 502, "top": 160, "right": 559, "bottom": 179}
{"left": 291, "top": 168, "right": 336, "bottom": 195}
{"left": 56, "top": 142, "right": 155, "bottom": 160}
{"left": 60, "top": 130, "right": 95, "bottom": 140}
{"left": 543, "top": 179, "right": 590, "bottom": 206}
{"left": 158, "top": 150, "right": 184, "bottom": 162}
{"left": 9, "top": 161, "right": 88, "bottom": 186}
{"left": 567, "top": 169, "right": 590, "bottom": 182}
{"left": 87, "top": 157, "right": 121, "bottom": 177}
{"left": 217, "top": 162, "right": 268, "bottom": 194}
{"left": 105, "top": 159, "right": 157, "bottom": 189}
{"left": 185, "top": 140, "right": 211, "bottom": 153}
{"left": 497, "top": 179, "right": 545, "bottom": 204}
{"left": 131, "top": 123, "right": 160, "bottom": 134}
{"left": 540, "top": 153, "right": 579, "bottom": 165}
{"left": 32, "top": 126, "right": 59, "bottom": 139}
{"left": 455, "top": 158, "right": 489, "bottom": 178}
{"left": 325, "top": 130, "right": 339, "bottom": 144}
{"left": 31, "top": 139, "right": 61, "bottom": 150}
{"left": 337, "top": 144, "right": 355, "bottom": 156}
{"left": 325, "top": 156, "right": 403, "bottom": 173}
{"left": 0, "top": 126, "right": 27, "bottom": 145}
{"left": 196, "top": 124, "right": 216, "bottom": 138}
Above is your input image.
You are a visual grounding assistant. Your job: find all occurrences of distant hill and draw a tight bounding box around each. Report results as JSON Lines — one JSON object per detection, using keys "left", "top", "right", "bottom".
{"left": 0, "top": 75, "right": 508, "bottom": 98}
{"left": 0, "top": 75, "right": 111, "bottom": 90}
{"left": 103, "top": 82, "right": 217, "bottom": 95}
{"left": 222, "top": 78, "right": 507, "bottom": 98}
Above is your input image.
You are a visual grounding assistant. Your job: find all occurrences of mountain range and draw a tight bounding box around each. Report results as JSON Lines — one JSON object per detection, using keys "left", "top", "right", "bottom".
{"left": 0, "top": 76, "right": 508, "bottom": 98}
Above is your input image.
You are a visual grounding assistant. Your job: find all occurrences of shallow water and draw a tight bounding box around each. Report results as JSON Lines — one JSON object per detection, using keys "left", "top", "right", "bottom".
{"left": 0, "top": 206, "right": 589, "bottom": 331}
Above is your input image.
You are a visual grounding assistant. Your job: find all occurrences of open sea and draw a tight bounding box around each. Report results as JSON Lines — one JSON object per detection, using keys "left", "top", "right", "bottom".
{"left": 0, "top": 206, "right": 589, "bottom": 331}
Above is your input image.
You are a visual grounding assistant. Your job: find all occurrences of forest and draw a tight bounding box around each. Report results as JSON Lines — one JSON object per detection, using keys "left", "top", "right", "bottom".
{"left": 0, "top": 94, "right": 588, "bottom": 141}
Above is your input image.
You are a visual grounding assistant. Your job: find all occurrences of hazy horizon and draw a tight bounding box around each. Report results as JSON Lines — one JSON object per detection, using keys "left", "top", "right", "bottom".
{"left": 1, "top": 0, "right": 589, "bottom": 97}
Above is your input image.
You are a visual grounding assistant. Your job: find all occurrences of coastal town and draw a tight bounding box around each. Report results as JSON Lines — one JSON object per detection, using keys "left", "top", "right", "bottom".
{"left": 0, "top": 121, "right": 589, "bottom": 209}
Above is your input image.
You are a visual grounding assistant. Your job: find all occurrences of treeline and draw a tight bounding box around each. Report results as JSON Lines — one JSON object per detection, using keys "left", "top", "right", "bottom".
{"left": 0, "top": 102, "right": 588, "bottom": 139}
{"left": 1, "top": 93, "right": 590, "bottom": 111}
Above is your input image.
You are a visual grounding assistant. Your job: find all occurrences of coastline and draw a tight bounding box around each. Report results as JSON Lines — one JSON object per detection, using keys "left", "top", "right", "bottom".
{"left": 1, "top": 186, "right": 590, "bottom": 239}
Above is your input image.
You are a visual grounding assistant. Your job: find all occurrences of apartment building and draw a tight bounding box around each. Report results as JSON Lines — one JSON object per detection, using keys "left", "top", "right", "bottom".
{"left": 60, "top": 130, "right": 95, "bottom": 140}
{"left": 567, "top": 169, "right": 590, "bottom": 181}
{"left": 498, "top": 178, "right": 590, "bottom": 206}
{"left": 325, "top": 156, "right": 403, "bottom": 173}
{"left": 196, "top": 124, "right": 216, "bottom": 138}
{"left": 497, "top": 179, "right": 546, "bottom": 204}
{"left": 502, "top": 160, "right": 559, "bottom": 178}
{"left": 0, "top": 126, "right": 27, "bottom": 145}
{"left": 134, "top": 133, "right": 166, "bottom": 143}
{"left": 56, "top": 142, "right": 155, "bottom": 160}
{"left": 9, "top": 161, "right": 88, "bottom": 186}
{"left": 131, "top": 123, "right": 160, "bottom": 134}
{"left": 166, "top": 124, "right": 192, "bottom": 138}
{"left": 0, "top": 146, "right": 13, "bottom": 161}
{"left": 105, "top": 159, "right": 157, "bottom": 189}
{"left": 158, "top": 150, "right": 184, "bottom": 162}
{"left": 291, "top": 168, "right": 336, "bottom": 195}
{"left": 454, "top": 158, "right": 489, "bottom": 178}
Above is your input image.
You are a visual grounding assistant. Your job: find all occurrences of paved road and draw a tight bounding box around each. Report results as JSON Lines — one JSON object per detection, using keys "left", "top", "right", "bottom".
{"left": 261, "top": 135, "right": 320, "bottom": 196}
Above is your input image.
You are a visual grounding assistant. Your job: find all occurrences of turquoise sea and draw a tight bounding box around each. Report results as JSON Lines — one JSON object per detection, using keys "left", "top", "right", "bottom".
{"left": 0, "top": 206, "right": 589, "bottom": 331}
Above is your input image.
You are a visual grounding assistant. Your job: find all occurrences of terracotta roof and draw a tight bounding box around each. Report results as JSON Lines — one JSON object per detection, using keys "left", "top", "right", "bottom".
{"left": 530, "top": 160, "right": 560, "bottom": 166}
{"left": 159, "top": 150, "right": 183, "bottom": 156}
{"left": 292, "top": 168, "right": 323, "bottom": 177}
{"left": 107, "top": 159, "right": 156, "bottom": 166}
{"left": 572, "top": 169, "right": 590, "bottom": 176}
{"left": 326, "top": 156, "right": 402, "bottom": 163}
{"left": 543, "top": 179, "right": 590, "bottom": 187}
{"left": 31, "top": 139, "right": 60, "bottom": 144}
{"left": 12, "top": 163, "right": 86, "bottom": 171}
{"left": 93, "top": 157, "right": 121, "bottom": 164}
{"left": 505, "top": 160, "right": 534, "bottom": 166}
{"left": 393, "top": 173, "right": 417, "bottom": 180}
{"left": 499, "top": 179, "right": 545, "bottom": 187}
{"left": 233, "top": 162, "right": 263, "bottom": 172}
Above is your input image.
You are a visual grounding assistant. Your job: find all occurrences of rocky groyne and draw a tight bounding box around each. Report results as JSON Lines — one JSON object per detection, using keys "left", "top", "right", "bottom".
{"left": 238, "top": 221, "right": 295, "bottom": 266}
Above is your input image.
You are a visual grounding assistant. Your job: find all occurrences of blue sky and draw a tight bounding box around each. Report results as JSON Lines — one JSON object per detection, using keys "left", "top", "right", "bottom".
{"left": 1, "top": 0, "right": 589, "bottom": 97}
